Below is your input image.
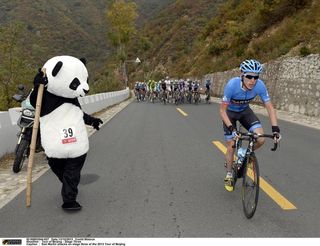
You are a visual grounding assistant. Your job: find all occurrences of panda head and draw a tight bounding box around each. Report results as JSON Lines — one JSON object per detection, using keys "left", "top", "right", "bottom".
{"left": 42, "top": 55, "right": 89, "bottom": 98}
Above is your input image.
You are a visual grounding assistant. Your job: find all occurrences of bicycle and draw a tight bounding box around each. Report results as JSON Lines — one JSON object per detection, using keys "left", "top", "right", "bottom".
{"left": 231, "top": 129, "right": 279, "bottom": 219}
{"left": 193, "top": 90, "right": 200, "bottom": 104}
{"left": 173, "top": 89, "right": 180, "bottom": 105}
{"left": 150, "top": 90, "right": 156, "bottom": 103}
{"left": 161, "top": 90, "right": 167, "bottom": 105}
{"left": 186, "top": 90, "right": 192, "bottom": 104}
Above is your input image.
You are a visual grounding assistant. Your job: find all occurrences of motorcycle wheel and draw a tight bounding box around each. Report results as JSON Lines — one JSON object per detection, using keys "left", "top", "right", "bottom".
{"left": 13, "top": 139, "right": 29, "bottom": 173}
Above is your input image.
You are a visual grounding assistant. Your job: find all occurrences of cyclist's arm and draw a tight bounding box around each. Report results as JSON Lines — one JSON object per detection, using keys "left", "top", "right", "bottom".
{"left": 220, "top": 79, "right": 234, "bottom": 128}
{"left": 264, "top": 101, "right": 278, "bottom": 126}
{"left": 220, "top": 102, "right": 232, "bottom": 128}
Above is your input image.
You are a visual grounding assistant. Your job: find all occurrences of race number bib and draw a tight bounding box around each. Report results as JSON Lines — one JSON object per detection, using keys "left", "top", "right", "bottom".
{"left": 61, "top": 127, "right": 77, "bottom": 144}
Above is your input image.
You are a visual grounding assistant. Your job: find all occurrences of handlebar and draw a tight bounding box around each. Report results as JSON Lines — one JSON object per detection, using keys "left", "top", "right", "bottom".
{"left": 12, "top": 94, "right": 25, "bottom": 102}
{"left": 234, "top": 131, "right": 279, "bottom": 151}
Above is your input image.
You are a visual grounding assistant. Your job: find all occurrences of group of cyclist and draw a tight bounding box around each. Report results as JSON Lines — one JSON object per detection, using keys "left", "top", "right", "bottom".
{"left": 134, "top": 77, "right": 212, "bottom": 104}
{"left": 134, "top": 59, "right": 281, "bottom": 193}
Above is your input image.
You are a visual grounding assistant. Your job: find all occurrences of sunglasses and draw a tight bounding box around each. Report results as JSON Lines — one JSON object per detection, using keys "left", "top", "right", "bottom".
{"left": 244, "top": 74, "right": 259, "bottom": 80}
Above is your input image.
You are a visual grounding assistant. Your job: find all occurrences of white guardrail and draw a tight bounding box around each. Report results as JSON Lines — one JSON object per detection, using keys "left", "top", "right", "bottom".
{"left": 0, "top": 88, "right": 130, "bottom": 158}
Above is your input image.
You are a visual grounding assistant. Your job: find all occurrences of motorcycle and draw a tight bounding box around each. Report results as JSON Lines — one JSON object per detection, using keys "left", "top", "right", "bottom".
{"left": 12, "top": 85, "right": 42, "bottom": 173}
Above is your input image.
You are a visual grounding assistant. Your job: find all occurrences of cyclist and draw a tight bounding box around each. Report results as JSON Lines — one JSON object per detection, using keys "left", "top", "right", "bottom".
{"left": 205, "top": 79, "right": 211, "bottom": 92}
{"left": 149, "top": 79, "right": 156, "bottom": 100}
{"left": 179, "top": 79, "right": 186, "bottom": 103}
{"left": 140, "top": 82, "right": 147, "bottom": 101}
{"left": 179, "top": 79, "right": 185, "bottom": 92}
{"left": 186, "top": 79, "right": 193, "bottom": 103}
{"left": 193, "top": 80, "right": 200, "bottom": 92}
{"left": 146, "top": 79, "right": 152, "bottom": 98}
{"left": 134, "top": 82, "right": 140, "bottom": 101}
{"left": 205, "top": 79, "right": 212, "bottom": 102}
{"left": 193, "top": 80, "right": 200, "bottom": 103}
{"left": 155, "top": 80, "right": 161, "bottom": 98}
{"left": 165, "top": 76, "right": 172, "bottom": 102}
{"left": 220, "top": 59, "right": 281, "bottom": 192}
{"left": 161, "top": 79, "right": 166, "bottom": 91}
{"left": 160, "top": 79, "right": 167, "bottom": 101}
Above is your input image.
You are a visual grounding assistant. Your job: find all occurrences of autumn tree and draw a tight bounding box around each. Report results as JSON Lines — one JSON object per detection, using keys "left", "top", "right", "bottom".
{"left": 107, "top": 0, "right": 138, "bottom": 59}
{"left": 106, "top": 0, "right": 138, "bottom": 85}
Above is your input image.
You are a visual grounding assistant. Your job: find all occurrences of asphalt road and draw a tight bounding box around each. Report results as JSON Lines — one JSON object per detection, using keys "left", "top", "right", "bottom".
{"left": 1, "top": 100, "right": 320, "bottom": 237}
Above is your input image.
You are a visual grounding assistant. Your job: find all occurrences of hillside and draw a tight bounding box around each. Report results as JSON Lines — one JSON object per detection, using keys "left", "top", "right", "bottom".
{"left": 131, "top": 0, "right": 320, "bottom": 80}
{"left": 0, "top": 0, "right": 173, "bottom": 75}
{"left": 1, "top": 0, "right": 319, "bottom": 109}
{"left": 0, "top": 0, "right": 174, "bottom": 110}
{"left": 134, "top": 0, "right": 175, "bottom": 25}
{"left": 0, "top": 0, "right": 109, "bottom": 69}
{"left": 129, "top": 0, "right": 224, "bottom": 79}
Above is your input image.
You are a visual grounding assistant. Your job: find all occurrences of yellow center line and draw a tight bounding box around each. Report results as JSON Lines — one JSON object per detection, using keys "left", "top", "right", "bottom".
{"left": 176, "top": 108, "right": 188, "bottom": 116}
{"left": 212, "top": 140, "right": 297, "bottom": 210}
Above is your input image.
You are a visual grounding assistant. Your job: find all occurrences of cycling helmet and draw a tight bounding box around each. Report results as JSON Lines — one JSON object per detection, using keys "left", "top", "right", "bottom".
{"left": 240, "top": 59, "right": 263, "bottom": 74}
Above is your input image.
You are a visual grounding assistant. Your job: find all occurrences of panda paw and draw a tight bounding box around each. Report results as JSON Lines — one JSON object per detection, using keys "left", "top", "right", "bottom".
{"left": 33, "top": 68, "right": 48, "bottom": 86}
{"left": 92, "top": 118, "right": 103, "bottom": 130}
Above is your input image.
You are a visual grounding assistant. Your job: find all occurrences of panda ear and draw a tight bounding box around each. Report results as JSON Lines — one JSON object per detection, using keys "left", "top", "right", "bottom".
{"left": 79, "top": 58, "right": 86, "bottom": 66}
{"left": 52, "top": 61, "right": 63, "bottom": 77}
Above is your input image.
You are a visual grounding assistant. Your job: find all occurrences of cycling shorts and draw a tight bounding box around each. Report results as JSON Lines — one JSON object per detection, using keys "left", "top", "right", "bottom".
{"left": 222, "top": 107, "right": 262, "bottom": 141}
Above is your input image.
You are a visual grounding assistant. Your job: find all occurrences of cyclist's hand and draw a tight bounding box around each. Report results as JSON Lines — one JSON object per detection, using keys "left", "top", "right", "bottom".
{"left": 228, "top": 125, "right": 239, "bottom": 140}
{"left": 272, "top": 126, "right": 281, "bottom": 142}
{"left": 232, "top": 130, "right": 240, "bottom": 140}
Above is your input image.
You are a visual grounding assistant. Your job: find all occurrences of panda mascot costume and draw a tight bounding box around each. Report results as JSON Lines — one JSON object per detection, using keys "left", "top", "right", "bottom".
{"left": 30, "top": 55, "right": 103, "bottom": 211}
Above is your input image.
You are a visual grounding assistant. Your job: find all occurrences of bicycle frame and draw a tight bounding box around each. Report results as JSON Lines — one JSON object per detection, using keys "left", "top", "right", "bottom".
{"left": 232, "top": 129, "right": 278, "bottom": 219}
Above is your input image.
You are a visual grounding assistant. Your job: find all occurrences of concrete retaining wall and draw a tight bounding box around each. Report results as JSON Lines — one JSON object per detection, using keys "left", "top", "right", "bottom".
{"left": 0, "top": 88, "right": 130, "bottom": 158}
{"left": 0, "top": 112, "right": 20, "bottom": 157}
{"left": 203, "top": 54, "right": 320, "bottom": 117}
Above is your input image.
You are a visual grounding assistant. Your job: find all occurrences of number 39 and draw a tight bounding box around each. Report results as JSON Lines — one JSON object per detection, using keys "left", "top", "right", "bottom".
{"left": 63, "top": 128, "right": 73, "bottom": 138}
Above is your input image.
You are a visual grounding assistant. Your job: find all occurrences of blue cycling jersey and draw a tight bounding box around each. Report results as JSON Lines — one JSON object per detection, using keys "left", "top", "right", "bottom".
{"left": 222, "top": 77, "right": 270, "bottom": 112}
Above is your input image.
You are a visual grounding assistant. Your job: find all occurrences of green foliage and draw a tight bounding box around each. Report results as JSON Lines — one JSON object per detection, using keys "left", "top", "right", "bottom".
{"left": 208, "top": 42, "right": 225, "bottom": 56}
{"left": 236, "top": 47, "right": 245, "bottom": 57}
{"left": 130, "top": 0, "right": 318, "bottom": 78}
{"left": 300, "top": 46, "right": 311, "bottom": 57}
{"left": 0, "top": 22, "right": 34, "bottom": 110}
{"left": 106, "top": 0, "right": 138, "bottom": 47}
{"left": 138, "top": 36, "right": 152, "bottom": 51}
{"left": 90, "top": 61, "right": 124, "bottom": 94}
{"left": 0, "top": 0, "right": 116, "bottom": 110}
{"left": 106, "top": 0, "right": 139, "bottom": 85}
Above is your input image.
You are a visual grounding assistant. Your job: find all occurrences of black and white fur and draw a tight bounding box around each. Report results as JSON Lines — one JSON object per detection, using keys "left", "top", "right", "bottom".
{"left": 30, "top": 55, "right": 102, "bottom": 210}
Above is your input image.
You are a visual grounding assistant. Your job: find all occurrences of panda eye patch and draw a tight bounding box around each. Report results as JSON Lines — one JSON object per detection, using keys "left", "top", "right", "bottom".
{"left": 52, "top": 61, "right": 63, "bottom": 77}
{"left": 69, "top": 78, "right": 81, "bottom": 91}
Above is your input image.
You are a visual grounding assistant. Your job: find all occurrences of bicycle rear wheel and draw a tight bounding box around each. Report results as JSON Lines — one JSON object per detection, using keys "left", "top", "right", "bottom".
{"left": 241, "top": 153, "right": 259, "bottom": 219}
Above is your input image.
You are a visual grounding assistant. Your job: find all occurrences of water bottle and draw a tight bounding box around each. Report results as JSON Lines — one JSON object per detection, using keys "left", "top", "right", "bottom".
{"left": 237, "top": 147, "right": 246, "bottom": 165}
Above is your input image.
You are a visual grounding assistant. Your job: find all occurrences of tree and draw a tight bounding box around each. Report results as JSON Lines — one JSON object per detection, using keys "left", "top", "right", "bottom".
{"left": 106, "top": 0, "right": 138, "bottom": 86}
{"left": 106, "top": 0, "right": 138, "bottom": 59}
{"left": 0, "top": 22, "right": 33, "bottom": 110}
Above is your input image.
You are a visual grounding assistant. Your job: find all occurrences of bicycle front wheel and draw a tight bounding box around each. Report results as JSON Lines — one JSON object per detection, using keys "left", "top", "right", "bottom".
{"left": 241, "top": 153, "right": 260, "bottom": 219}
